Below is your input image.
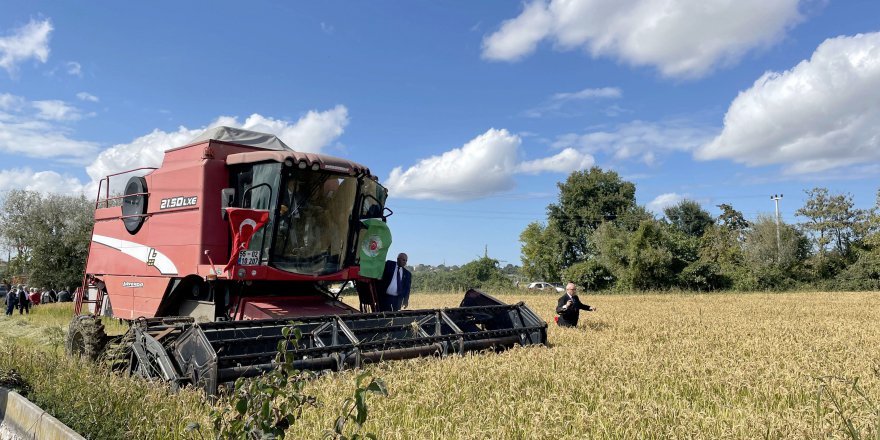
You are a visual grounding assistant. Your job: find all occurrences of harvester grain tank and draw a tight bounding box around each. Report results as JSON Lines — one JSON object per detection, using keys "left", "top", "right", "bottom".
{"left": 66, "top": 127, "right": 546, "bottom": 394}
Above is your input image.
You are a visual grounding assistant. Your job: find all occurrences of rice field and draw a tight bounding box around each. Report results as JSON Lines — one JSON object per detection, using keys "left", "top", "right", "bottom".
{"left": 1, "top": 291, "right": 879, "bottom": 439}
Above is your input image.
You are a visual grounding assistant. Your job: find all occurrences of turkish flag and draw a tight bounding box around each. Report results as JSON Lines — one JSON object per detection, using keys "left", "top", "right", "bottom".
{"left": 224, "top": 208, "right": 270, "bottom": 273}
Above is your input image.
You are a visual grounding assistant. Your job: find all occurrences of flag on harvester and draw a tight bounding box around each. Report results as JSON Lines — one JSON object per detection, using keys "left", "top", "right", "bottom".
{"left": 358, "top": 218, "right": 392, "bottom": 279}
{"left": 224, "top": 208, "right": 270, "bottom": 273}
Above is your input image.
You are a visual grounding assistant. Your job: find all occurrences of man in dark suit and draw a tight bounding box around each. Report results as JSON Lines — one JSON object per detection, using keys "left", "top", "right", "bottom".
{"left": 379, "top": 253, "right": 411, "bottom": 312}
{"left": 555, "top": 282, "right": 595, "bottom": 327}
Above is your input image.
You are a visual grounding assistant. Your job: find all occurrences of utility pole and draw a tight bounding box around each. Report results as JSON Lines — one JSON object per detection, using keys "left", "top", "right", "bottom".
{"left": 771, "top": 194, "right": 783, "bottom": 260}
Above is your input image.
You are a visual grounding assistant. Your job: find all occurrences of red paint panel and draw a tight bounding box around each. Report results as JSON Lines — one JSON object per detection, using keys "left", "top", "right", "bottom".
{"left": 102, "top": 275, "right": 169, "bottom": 319}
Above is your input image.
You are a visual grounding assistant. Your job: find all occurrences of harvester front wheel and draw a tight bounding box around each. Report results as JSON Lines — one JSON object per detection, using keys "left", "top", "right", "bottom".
{"left": 66, "top": 315, "right": 108, "bottom": 362}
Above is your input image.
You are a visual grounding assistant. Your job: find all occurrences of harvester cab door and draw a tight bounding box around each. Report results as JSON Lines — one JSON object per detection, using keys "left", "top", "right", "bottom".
{"left": 353, "top": 178, "right": 390, "bottom": 312}
{"left": 229, "top": 162, "right": 282, "bottom": 266}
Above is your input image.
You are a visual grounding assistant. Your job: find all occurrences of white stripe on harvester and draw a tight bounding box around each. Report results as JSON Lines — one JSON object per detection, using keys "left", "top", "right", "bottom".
{"left": 92, "top": 234, "right": 178, "bottom": 275}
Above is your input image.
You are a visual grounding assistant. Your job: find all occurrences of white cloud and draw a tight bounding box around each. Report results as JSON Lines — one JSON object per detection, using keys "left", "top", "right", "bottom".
{"left": 66, "top": 61, "right": 81, "bottom": 77}
{"left": 0, "top": 94, "right": 99, "bottom": 161}
{"left": 697, "top": 32, "right": 880, "bottom": 174}
{"left": 0, "top": 19, "right": 53, "bottom": 76}
{"left": 386, "top": 128, "right": 597, "bottom": 201}
{"left": 553, "top": 120, "right": 714, "bottom": 165}
{"left": 647, "top": 192, "right": 684, "bottom": 213}
{"left": 482, "top": 1, "right": 553, "bottom": 62}
{"left": 385, "top": 129, "right": 521, "bottom": 201}
{"left": 32, "top": 100, "right": 84, "bottom": 121}
{"left": 245, "top": 105, "right": 349, "bottom": 152}
{"left": 517, "top": 147, "right": 594, "bottom": 174}
{"left": 0, "top": 167, "right": 85, "bottom": 196}
{"left": 552, "top": 87, "right": 621, "bottom": 101}
{"left": 84, "top": 107, "right": 351, "bottom": 195}
{"left": 0, "top": 93, "right": 25, "bottom": 111}
{"left": 76, "top": 92, "right": 99, "bottom": 102}
{"left": 483, "top": 0, "right": 803, "bottom": 78}
{"left": 526, "top": 86, "right": 621, "bottom": 117}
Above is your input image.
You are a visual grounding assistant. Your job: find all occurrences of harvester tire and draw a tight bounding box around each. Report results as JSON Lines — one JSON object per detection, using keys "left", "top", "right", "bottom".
{"left": 66, "top": 315, "right": 108, "bottom": 362}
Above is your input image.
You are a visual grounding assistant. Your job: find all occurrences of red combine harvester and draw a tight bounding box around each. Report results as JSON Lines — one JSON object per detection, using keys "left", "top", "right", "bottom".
{"left": 66, "top": 127, "right": 546, "bottom": 395}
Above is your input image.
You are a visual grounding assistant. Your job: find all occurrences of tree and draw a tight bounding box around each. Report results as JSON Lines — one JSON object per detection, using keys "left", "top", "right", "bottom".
{"left": 0, "top": 190, "right": 93, "bottom": 288}
{"left": 716, "top": 203, "right": 750, "bottom": 236}
{"left": 563, "top": 259, "right": 614, "bottom": 291}
{"left": 519, "top": 221, "right": 564, "bottom": 281}
{"left": 589, "top": 221, "right": 630, "bottom": 282}
{"left": 621, "top": 219, "right": 675, "bottom": 290}
{"left": 459, "top": 255, "right": 508, "bottom": 288}
{"left": 0, "top": 190, "right": 41, "bottom": 278}
{"left": 741, "top": 215, "right": 809, "bottom": 289}
{"left": 664, "top": 199, "right": 713, "bottom": 238}
{"left": 796, "top": 187, "right": 862, "bottom": 257}
{"left": 546, "top": 167, "right": 637, "bottom": 266}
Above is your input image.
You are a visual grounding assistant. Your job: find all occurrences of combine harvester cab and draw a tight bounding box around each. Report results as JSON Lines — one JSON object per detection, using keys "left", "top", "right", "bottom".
{"left": 68, "top": 127, "right": 547, "bottom": 395}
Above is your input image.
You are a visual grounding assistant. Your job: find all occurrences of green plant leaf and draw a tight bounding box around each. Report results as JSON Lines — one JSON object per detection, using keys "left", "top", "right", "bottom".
{"left": 236, "top": 398, "right": 248, "bottom": 415}
{"left": 365, "top": 378, "right": 387, "bottom": 396}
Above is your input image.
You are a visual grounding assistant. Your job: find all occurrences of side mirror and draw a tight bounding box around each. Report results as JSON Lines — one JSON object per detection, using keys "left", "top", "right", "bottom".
{"left": 221, "top": 188, "right": 235, "bottom": 220}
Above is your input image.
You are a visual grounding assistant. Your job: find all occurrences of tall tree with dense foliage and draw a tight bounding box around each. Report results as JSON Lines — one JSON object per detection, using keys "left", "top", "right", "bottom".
{"left": 664, "top": 199, "right": 713, "bottom": 238}
{"left": 741, "top": 215, "right": 810, "bottom": 289}
{"left": 796, "top": 187, "right": 863, "bottom": 257}
{"left": 519, "top": 221, "right": 564, "bottom": 282}
{"left": 716, "top": 203, "right": 750, "bottom": 235}
{"left": 545, "top": 167, "right": 637, "bottom": 266}
{"left": 0, "top": 190, "right": 93, "bottom": 288}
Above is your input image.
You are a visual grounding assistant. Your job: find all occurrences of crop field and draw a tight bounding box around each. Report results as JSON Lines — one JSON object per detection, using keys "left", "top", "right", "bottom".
{"left": 0, "top": 291, "right": 879, "bottom": 439}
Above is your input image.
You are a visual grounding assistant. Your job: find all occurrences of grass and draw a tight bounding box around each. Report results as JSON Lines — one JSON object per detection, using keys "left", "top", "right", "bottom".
{"left": 0, "top": 292, "right": 879, "bottom": 439}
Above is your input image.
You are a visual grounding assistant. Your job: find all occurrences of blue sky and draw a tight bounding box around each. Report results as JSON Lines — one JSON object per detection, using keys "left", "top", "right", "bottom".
{"left": 1, "top": 1, "right": 879, "bottom": 266}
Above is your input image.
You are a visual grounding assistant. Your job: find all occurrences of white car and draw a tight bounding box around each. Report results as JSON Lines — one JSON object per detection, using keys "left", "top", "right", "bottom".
{"left": 526, "top": 282, "right": 564, "bottom": 293}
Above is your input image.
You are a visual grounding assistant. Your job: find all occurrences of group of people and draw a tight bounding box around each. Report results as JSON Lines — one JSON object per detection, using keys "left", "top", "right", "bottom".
{"left": 2, "top": 283, "right": 73, "bottom": 316}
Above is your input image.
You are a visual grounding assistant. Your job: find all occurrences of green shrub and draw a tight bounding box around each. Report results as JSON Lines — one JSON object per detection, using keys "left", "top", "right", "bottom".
{"left": 563, "top": 260, "right": 614, "bottom": 291}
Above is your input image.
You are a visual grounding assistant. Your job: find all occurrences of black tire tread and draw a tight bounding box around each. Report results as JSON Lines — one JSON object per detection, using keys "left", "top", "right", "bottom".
{"left": 66, "top": 315, "right": 108, "bottom": 362}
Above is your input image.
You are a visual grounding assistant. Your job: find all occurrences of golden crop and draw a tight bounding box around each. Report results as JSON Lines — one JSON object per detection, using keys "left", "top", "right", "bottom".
{"left": 2, "top": 291, "right": 879, "bottom": 439}
{"left": 286, "top": 291, "right": 880, "bottom": 439}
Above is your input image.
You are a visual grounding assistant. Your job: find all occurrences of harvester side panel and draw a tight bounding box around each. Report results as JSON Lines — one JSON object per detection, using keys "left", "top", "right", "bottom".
{"left": 100, "top": 275, "right": 171, "bottom": 319}
{"left": 198, "top": 158, "right": 232, "bottom": 267}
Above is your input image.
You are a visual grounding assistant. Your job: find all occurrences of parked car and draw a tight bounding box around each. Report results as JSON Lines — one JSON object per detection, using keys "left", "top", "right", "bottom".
{"left": 526, "top": 282, "right": 564, "bottom": 293}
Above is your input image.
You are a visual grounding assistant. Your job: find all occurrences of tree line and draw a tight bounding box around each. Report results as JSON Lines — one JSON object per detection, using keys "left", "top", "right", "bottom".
{"left": 519, "top": 167, "right": 880, "bottom": 291}
{"left": 0, "top": 190, "right": 94, "bottom": 289}
{"left": 3, "top": 172, "right": 879, "bottom": 295}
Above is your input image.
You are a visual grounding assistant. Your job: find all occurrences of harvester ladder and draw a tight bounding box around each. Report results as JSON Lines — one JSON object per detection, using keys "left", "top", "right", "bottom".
{"left": 74, "top": 282, "right": 105, "bottom": 316}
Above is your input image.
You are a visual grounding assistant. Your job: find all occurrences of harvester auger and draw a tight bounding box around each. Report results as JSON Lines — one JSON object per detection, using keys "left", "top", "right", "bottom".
{"left": 66, "top": 127, "right": 547, "bottom": 395}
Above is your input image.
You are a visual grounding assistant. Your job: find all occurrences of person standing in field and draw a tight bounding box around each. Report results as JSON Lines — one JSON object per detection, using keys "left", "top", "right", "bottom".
{"left": 41, "top": 288, "right": 53, "bottom": 304}
{"left": 17, "top": 286, "right": 29, "bottom": 315}
{"left": 5, "top": 286, "right": 18, "bottom": 316}
{"left": 555, "top": 282, "right": 595, "bottom": 327}
{"left": 379, "top": 253, "right": 411, "bottom": 312}
{"left": 57, "top": 287, "right": 72, "bottom": 303}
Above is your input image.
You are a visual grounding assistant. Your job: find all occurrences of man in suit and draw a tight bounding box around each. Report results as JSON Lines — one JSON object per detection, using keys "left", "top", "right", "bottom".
{"left": 555, "top": 282, "right": 595, "bottom": 327}
{"left": 379, "top": 253, "right": 411, "bottom": 312}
